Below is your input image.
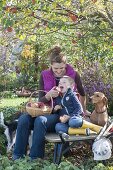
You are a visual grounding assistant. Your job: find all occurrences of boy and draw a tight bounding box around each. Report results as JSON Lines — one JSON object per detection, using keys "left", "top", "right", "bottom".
{"left": 54, "top": 76, "right": 102, "bottom": 135}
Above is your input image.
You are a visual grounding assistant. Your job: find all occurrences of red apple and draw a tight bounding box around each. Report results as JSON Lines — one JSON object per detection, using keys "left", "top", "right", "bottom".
{"left": 32, "top": 0, "right": 36, "bottom": 4}
{"left": 34, "top": 103, "right": 39, "bottom": 107}
{"left": 72, "top": 39, "right": 77, "bottom": 44}
{"left": 38, "top": 102, "right": 45, "bottom": 108}
{"left": 7, "top": 27, "right": 13, "bottom": 32}
{"left": 28, "top": 102, "right": 31, "bottom": 107}
{"left": 92, "top": 0, "right": 97, "bottom": 3}
{"left": 10, "top": 7, "right": 17, "bottom": 13}
{"left": 68, "top": 12, "right": 78, "bottom": 22}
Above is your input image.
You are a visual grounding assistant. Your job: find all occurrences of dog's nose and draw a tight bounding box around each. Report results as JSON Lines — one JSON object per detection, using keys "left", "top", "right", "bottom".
{"left": 90, "top": 95, "right": 93, "bottom": 99}
{"left": 89, "top": 97, "right": 92, "bottom": 102}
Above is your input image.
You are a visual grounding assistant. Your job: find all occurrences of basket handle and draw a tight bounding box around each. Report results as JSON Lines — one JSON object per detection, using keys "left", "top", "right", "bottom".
{"left": 28, "top": 90, "right": 53, "bottom": 109}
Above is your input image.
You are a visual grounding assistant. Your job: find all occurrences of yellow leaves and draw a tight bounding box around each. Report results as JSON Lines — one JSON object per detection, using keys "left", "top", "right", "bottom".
{"left": 21, "top": 45, "right": 35, "bottom": 59}
{"left": 80, "top": 0, "right": 85, "bottom": 4}
{"left": 52, "top": 2, "right": 57, "bottom": 9}
{"left": 45, "top": 26, "right": 50, "bottom": 32}
{"left": 82, "top": 0, "right": 106, "bottom": 16}
{"left": 52, "top": 0, "right": 71, "bottom": 8}
{"left": 93, "top": 0, "right": 108, "bottom": 17}
{"left": 21, "top": 63, "right": 25, "bottom": 69}
{"left": 94, "top": 0, "right": 105, "bottom": 9}
{"left": 19, "top": 35, "right": 26, "bottom": 40}
{"left": 65, "top": 1, "right": 71, "bottom": 7}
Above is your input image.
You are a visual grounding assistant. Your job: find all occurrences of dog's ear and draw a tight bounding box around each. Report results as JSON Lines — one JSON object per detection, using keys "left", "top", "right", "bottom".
{"left": 103, "top": 97, "right": 108, "bottom": 107}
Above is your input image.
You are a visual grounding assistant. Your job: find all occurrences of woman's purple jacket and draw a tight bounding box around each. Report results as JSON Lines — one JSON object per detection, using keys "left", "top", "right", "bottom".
{"left": 41, "top": 64, "right": 77, "bottom": 92}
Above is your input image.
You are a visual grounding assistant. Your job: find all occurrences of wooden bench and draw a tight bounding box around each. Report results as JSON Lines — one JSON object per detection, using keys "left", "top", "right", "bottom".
{"left": 45, "top": 122, "right": 113, "bottom": 164}
{"left": 45, "top": 133, "right": 98, "bottom": 164}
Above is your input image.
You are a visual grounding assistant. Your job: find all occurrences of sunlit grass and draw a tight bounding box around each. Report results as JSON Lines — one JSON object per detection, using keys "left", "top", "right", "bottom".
{"left": 0, "top": 97, "right": 28, "bottom": 108}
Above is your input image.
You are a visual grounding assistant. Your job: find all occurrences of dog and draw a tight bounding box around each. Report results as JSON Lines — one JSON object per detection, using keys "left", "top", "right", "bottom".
{"left": 0, "top": 111, "right": 19, "bottom": 152}
{"left": 0, "top": 112, "right": 9, "bottom": 154}
{"left": 0, "top": 112, "right": 33, "bottom": 153}
{"left": 90, "top": 92, "right": 109, "bottom": 127}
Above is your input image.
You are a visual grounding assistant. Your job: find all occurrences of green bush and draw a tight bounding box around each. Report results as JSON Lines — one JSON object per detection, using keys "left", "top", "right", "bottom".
{"left": 0, "top": 156, "right": 113, "bottom": 170}
{"left": 0, "top": 91, "right": 16, "bottom": 99}
{"left": 0, "top": 126, "right": 7, "bottom": 155}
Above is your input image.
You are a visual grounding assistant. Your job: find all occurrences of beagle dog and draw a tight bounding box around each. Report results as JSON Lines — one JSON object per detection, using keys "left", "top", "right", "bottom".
{"left": 90, "top": 92, "right": 109, "bottom": 127}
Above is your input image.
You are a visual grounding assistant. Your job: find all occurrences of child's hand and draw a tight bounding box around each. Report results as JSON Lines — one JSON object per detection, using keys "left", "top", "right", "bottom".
{"left": 60, "top": 115, "right": 70, "bottom": 123}
{"left": 54, "top": 105, "right": 62, "bottom": 111}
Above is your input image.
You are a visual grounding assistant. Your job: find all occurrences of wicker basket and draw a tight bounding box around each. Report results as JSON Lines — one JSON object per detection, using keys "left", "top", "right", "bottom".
{"left": 26, "top": 90, "right": 53, "bottom": 117}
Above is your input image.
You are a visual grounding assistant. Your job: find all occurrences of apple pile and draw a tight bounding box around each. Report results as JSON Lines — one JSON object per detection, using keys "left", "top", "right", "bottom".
{"left": 27, "top": 102, "right": 49, "bottom": 109}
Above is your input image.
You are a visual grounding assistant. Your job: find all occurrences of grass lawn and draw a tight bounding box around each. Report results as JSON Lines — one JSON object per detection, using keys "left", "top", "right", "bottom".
{"left": 0, "top": 97, "right": 29, "bottom": 120}
{"left": 0, "top": 97, "right": 28, "bottom": 108}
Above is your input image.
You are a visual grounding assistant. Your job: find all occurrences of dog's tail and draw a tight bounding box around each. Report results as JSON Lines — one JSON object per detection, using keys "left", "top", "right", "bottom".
{"left": 0, "top": 112, "right": 5, "bottom": 125}
{"left": 4, "top": 121, "right": 10, "bottom": 127}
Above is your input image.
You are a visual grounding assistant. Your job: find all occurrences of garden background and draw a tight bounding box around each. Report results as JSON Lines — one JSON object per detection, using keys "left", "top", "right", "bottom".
{"left": 0, "top": 0, "right": 113, "bottom": 169}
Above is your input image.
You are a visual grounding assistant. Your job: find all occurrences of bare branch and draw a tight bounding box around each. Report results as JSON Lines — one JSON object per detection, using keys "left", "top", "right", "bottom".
{"left": 97, "top": 11, "right": 113, "bottom": 28}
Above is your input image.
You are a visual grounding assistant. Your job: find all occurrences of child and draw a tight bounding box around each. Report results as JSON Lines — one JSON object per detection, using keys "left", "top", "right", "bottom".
{"left": 55, "top": 76, "right": 102, "bottom": 135}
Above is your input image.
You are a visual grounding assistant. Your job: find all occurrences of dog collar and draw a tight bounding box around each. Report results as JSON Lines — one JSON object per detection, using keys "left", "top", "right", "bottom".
{"left": 95, "top": 108, "right": 107, "bottom": 114}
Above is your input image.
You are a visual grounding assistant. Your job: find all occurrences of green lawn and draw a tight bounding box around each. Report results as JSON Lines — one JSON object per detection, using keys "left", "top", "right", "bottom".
{"left": 0, "top": 97, "right": 29, "bottom": 121}
{"left": 0, "top": 97, "right": 28, "bottom": 108}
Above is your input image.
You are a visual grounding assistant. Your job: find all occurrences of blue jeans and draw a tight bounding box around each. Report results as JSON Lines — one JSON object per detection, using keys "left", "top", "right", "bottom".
{"left": 13, "top": 113, "right": 59, "bottom": 160}
{"left": 55, "top": 115, "right": 83, "bottom": 134}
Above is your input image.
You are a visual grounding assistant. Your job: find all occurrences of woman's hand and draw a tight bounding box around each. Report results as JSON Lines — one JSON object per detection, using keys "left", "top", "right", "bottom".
{"left": 60, "top": 115, "right": 70, "bottom": 123}
{"left": 45, "top": 86, "right": 59, "bottom": 100}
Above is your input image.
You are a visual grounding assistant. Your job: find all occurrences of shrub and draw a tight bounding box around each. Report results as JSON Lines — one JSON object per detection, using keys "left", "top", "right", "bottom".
{"left": 80, "top": 61, "right": 113, "bottom": 114}
{"left": 0, "top": 91, "right": 16, "bottom": 99}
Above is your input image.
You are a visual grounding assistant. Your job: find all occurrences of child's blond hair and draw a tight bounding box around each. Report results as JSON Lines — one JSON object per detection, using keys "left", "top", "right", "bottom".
{"left": 62, "top": 76, "right": 75, "bottom": 86}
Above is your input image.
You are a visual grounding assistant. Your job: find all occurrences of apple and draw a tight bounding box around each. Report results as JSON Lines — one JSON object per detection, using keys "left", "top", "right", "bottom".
{"left": 38, "top": 102, "right": 45, "bottom": 108}
{"left": 31, "top": 12, "right": 35, "bottom": 16}
{"left": 29, "top": 102, "right": 46, "bottom": 108}
{"left": 68, "top": 12, "right": 78, "bottom": 22}
{"left": 72, "top": 39, "right": 77, "bottom": 44}
{"left": 28, "top": 102, "right": 31, "bottom": 107}
{"left": 30, "top": 103, "right": 36, "bottom": 108}
{"left": 56, "top": 87, "right": 61, "bottom": 92}
{"left": 77, "top": 32, "right": 82, "bottom": 38}
{"left": 10, "top": 7, "right": 17, "bottom": 13}
{"left": 34, "top": 103, "right": 39, "bottom": 108}
{"left": 5, "top": 6, "right": 10, "bottom": 11}
{"left": 92, "top": 0, "right": 97, "bottom": 3}
{"left": 7, "top": 27, "right": 13, "bottom": 32}
{"left": 32, "top": 0, "right": 36, "bottom": 4}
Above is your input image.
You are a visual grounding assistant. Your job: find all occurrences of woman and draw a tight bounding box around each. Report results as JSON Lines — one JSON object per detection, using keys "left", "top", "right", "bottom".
{"left": 13, "top": 46, "right": 87, "bottom": 160}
